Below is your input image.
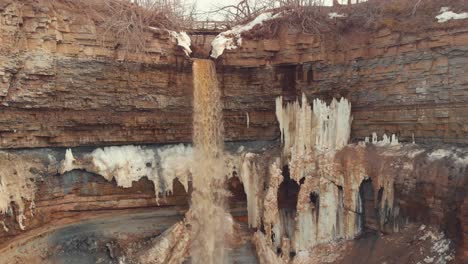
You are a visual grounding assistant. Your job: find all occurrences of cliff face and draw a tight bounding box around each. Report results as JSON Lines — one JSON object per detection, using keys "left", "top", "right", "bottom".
{"left": 218, "top": 24, "right": 468, "bottom": 144}
{"left": 0, "top": 0, "right": 278, "bottom": 148}
{"left": 0, "top": 1, "right": 467, "bottom": 263}
{"left": 1, "top": 1, "right": 468, "bottom": 149}
{"left": 0, "top": 142, "right": 465, "bottom": 263}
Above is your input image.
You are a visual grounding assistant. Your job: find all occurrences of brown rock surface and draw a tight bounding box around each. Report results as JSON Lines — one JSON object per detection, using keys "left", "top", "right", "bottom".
{"left": 0, "top": 1, "right": 467, "bottom": 148}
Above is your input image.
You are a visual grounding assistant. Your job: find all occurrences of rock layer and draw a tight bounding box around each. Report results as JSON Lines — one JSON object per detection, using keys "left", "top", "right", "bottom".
{"left": 1, "top": 1, "right": 468, "bottom": 148}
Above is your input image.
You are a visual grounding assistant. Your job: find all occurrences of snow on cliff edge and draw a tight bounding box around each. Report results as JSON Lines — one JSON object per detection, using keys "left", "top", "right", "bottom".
{"left": 436, "top": 7, "right": 468, "bottom": 23}
{"left": 211, "top": 12, "right": 280, "bottom": 59}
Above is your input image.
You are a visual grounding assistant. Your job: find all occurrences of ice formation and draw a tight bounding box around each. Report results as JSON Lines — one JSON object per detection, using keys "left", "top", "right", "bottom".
{"left": 262, "top": 159, "right": 283, "bottom": 249}
{"left": 368, "top": 132, "right": 400, "bottom": 146}
{"left": 157, "top": 145, "right": 193, "bottom": 194}
{"left": 274, "top": 94, "right": 358, "bottom": 251}
{"left": 0, "top": 152, "right": 40, "bottom": 230}
{"left": 243, "top": 94, "right": 404, "bottom": 258}
{"left": 169, "top": 31, "right": 192, "bottom": 56}
{"left": 62, "top": 149, "right": 75, "bottom": 173}
{"left": 276, "top": 94, "right": 352, "bottom": 157}
{"left": 252, "top": 231, "right": 285, "bottom": 264}
{"left": 60, "top": 144, "right": 193, "bottom": 200}
{"left": 239, "top": 153, "right": 265, "bottom": 228}
{"left": 275, "top": 94, "right": 352, "bottom": 182}
{"left": 436, "top": 7, "right": 468, "bottom": 23}
{"left": 90, "top": 145, "right": 158, "bottom": 188}
{"left": 211, "top": 12, "right": 280, "bottom": 58}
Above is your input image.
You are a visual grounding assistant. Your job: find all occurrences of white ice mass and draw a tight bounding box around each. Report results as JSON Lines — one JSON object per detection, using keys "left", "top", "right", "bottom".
{"left": 60, "top": 144, "right": 194, "bottom": 200}
{"left": 169, "top": 31, "right": 192, "bottom": 56}
{"left": 436, "top": 7, "right": 468, "bottom": 23}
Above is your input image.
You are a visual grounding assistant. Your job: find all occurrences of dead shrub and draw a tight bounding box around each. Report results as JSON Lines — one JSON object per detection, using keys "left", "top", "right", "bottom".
{"left": 48, "top": 0, "right": 193, "bottom": 54}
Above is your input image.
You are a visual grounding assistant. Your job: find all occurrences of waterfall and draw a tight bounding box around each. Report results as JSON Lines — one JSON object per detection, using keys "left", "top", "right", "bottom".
{"left": 190, "top": 59, "right": 229, "bottom": 264}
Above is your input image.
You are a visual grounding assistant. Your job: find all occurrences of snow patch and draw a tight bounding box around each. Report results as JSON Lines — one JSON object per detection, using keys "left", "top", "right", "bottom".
{"left": 211, "top": 12, "right": 280, "bottom": 58}
{"left": 169, "top": 31, "right": 192, "bottom": 56}
{"left": 419, "top": 229, "right": 454, "bottom": 264}
{"left": 436, "top": 7, "right": 468, "bottom": 23}
{"left": 328, "top": 12, "right": 346, "bottom": 19}
{"left": 428, "top": 148, "right": 468, "bottom": 166}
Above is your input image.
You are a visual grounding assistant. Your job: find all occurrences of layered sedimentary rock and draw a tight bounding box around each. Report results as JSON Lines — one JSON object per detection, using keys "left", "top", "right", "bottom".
{"left": 0, "top": 149, "right": 190, "bottom": 249}
{"left": 0, "top": 1, "right": 467, "bottom": 263}
{"left": 1, "top": 1, "right": 468, "bottom": 148}
{"left": 239, "top": 96, "right": 465, "bottom": 263}
{"left": 0, "top": 134, "right": 466, "bottom": 263}
{"left": 242, "top": 143, "right": 466, "bottom": 263}
{"left": 0, "top": 0, "right": 277, "bottom": 148}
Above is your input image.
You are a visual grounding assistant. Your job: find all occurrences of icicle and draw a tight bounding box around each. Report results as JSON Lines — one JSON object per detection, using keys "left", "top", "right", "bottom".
{"left": 275, "top": 93, "right": 352, "bottom": 156}
{"left": 61, "top": 149, "right": 75, "bottom": 173}
{"left": 390, "top": 134, "right": 399, "bottom": 145}
{"left": 263, "top": 158, "right": 283, "bottom": 248}
{"left": 0, "top": 152, "right": 38, "bottom": 230}
{"left": 275, "top": 93, "right": 352, "bottom": 182}
{"left": 59, "top": 145, "right": 194, "bottom": 202}
{"left": 369, "top": 133, "right": 400, "bottom": 146}
{"left": 240, "top": 153, "right": 263, "bottom": 228}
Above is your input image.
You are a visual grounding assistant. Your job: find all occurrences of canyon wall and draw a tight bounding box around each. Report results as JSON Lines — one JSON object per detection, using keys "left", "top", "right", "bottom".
{"left": 218, "top": 23, "right": 468, "bottom": 145}
{"left": 0, "top": 1, "right": 467, "bottom": 262}
{"left": 2, "top": 1, "right": 468, "bottom": 149}
{"left": 0, "top": 0, "right": 277, "bottom": 149}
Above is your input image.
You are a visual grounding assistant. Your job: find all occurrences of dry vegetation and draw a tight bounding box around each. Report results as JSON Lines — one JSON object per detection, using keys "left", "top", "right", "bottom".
{"left": 48, "top": 0, "right": 194, "bottom": 53}
{"left": 237, "top": 0, "right": 468, "bottom": 40}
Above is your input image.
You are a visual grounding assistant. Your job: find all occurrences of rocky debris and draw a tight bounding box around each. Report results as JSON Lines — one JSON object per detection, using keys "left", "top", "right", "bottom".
{"left": 138, "top": 220, "right": 190, "bottom": 264}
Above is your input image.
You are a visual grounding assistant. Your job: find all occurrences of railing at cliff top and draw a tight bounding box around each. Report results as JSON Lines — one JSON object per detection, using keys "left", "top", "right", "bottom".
{"left": 184, "top": 21, "right": 229, "bottom": 34}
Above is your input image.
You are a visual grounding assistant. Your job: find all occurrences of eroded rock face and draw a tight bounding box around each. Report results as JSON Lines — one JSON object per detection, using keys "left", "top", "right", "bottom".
{"left": 1, "top": 1, "right": 468, "bottom": 148}
{"left": 0, "top": 1, "right": 278, "bottom": 148}
{"left": 0, "top": 140, "right": 466, "bottom": 263}
{"left": 0, "top": 1, "right": 467, "bottom": 263}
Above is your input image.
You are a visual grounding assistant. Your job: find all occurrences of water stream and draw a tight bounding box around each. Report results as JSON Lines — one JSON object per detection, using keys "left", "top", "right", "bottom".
{"left": 190, "top": 59, "right": 230, "bottom": 264}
